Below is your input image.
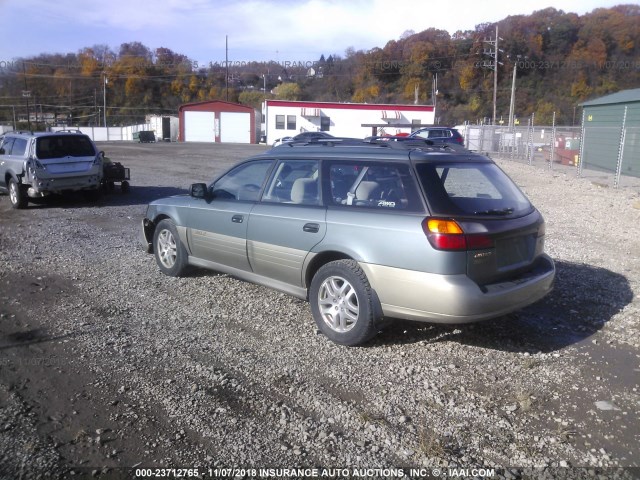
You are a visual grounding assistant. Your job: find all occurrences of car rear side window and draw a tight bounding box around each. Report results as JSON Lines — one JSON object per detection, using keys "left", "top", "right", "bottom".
{"left": 1, "top": 137, "right": 15, "bottom": 155}
{"left": 11, "top": 138, "right": 27, "bottom": 156}
{"left": 328, "top": 162, "right": 422, "bottom": 211}
{"left": 416, "top": 162, "right": 532, "bottom": 217}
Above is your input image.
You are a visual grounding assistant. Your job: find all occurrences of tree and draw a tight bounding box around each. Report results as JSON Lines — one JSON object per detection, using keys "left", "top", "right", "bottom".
{"left": 239, "top": 90, "right": 268, "bottom": 109}
{"left": 275, "top": 83, "right": 302, "bottom": 100}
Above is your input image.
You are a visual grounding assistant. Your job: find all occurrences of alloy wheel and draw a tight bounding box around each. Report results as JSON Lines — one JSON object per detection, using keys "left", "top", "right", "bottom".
{"left": 317, "top": 276, "right": 359, "bottom": 333}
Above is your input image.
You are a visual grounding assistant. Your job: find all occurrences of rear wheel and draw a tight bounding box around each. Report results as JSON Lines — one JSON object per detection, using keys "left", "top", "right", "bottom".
{"left": 153, "top": 219, "right": 189, "bottom": 277}
{"left": 8, "top": 178, "right": 28, "bottom": 209}
{"left": 309, "top": 259, "right": 380, "bottom": 346}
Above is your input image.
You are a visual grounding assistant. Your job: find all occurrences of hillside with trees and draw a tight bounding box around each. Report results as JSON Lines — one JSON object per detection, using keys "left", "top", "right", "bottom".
{"left": 1, "top": 4, "right": 638, "bottom": 129}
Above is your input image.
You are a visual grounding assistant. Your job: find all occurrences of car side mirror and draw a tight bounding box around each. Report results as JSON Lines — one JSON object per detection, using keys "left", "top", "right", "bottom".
{"left": 190, "top": 183, "right": 209, "bottom": 199}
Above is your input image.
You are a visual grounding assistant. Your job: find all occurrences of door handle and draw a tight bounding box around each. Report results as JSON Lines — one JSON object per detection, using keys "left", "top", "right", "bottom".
{"left": 231, "top": 214, "right": 244, "bottom": 223}
{"left": 303, "top": 223, "right": 319, "bottom": 233}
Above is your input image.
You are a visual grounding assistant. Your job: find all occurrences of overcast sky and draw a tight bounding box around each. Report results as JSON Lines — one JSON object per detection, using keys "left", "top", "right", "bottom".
{"left": 0, "top": 0, "right": 627, "bottom": 64}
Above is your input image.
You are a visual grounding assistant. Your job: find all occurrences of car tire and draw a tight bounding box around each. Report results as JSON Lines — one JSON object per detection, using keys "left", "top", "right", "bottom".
{"left": 310, "top": 259, "right": 380, "bottom": 346}
{"left": 153, "top": 219, "right": 189, "bottom": 277}
{"left": 8, "top": 177, "right": 28, "bottom": 209}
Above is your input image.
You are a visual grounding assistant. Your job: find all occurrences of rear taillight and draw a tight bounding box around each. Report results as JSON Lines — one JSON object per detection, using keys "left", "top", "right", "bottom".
{"left": 423, "top": 218, "right": 494, "bottom": 251}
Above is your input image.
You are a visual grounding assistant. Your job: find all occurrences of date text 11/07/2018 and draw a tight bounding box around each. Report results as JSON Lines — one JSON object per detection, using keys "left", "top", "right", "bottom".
{"left": 134, "top": 467, "right": 497, "bottom": 478}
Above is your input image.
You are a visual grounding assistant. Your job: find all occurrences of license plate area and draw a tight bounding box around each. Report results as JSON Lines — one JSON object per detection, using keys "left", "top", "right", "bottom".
{"left": 496, "top": 234, "right": 535, "bottom": 269}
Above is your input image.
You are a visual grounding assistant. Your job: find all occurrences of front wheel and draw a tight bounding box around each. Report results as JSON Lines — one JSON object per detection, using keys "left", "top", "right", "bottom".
{"left": 153, "top": 219, "right": 189, "bottom": 277}
{"left": 309, "top": 259, "right": 380, "bottom": 346}
{"left": 8, "top": 178, "right": 28, "bottom": 209}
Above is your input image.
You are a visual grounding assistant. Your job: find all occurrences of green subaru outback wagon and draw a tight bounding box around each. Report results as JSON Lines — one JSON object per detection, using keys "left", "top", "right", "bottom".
{"left": 141, "top": 139, "right": 555, "bottom": 346}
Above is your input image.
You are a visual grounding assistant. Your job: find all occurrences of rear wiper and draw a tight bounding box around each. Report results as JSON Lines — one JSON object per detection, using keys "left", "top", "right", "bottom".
{"left": 474, "top": 208, "right": 514, "bottom": 216}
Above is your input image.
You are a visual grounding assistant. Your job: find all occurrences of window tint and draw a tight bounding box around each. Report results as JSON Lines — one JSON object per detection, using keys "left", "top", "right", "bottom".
{"left": 0, "top": 137, "right": 15, "bottom": 155}
{"left": 11, "top": 138, "right": 28, "bottom": 156}
{"left": 262, "top": 160, "right": 320, "bottom": 205}
{"left": 428, "top": 129, "right": 448, "bottom": 138}
{"left": 211, "top": 160, "right": 273, "bottom": 202}
{"left": 328, "top": 162, "right": 421, "bottom": 211}
{"left": 415, "top": 162, "right": 532, "bottom": 217}
{"left": 36, "top": 135, "right": 95, "bottom": 159}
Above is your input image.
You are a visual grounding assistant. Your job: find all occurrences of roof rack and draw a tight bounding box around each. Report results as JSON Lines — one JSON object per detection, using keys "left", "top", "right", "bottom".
{"left": 271, "top": 136, "right": 472, "bottom": 155}
{"left": 55, "top": 129, "right": 83, "bottom": 134}
{"left": 6, "top": 130, "right": 34, "bottom": 135}
{"left": 365, "top": 136, "right": 470, "bottom": 153}
{"left": 281, "top": 137, "right": 367, "bottom": 147}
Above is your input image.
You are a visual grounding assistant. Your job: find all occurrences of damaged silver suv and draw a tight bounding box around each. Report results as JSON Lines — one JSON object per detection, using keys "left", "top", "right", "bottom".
{"left": 141, "top": 139, "right": 555, "bottom": 346}
{"left": 0, "top": 130, "right": 103, "bottom": 208}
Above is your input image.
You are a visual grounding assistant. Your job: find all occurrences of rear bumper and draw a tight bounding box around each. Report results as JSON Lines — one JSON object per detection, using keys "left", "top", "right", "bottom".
{"left": 27, "top": 173, "right": 102, "bottom": 194}
{"left": 360, "top": 254, "right": 555, "bottom": 323}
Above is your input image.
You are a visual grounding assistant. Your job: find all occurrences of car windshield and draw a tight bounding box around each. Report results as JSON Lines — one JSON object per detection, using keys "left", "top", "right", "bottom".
{"left": 415, "top": 162, "right": 533, "bottom": 217}
{"left": 36, "top": 135, "right": 96, "bottom": 159}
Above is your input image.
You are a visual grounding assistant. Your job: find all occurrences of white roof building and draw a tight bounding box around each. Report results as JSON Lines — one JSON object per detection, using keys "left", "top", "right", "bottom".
{"left": 263, "top": 100, "right": 435, "bottom": 144}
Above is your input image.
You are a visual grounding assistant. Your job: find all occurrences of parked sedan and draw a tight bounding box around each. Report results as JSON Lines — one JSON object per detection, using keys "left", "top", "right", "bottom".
{"left": 408, "top": 126, "right": 464, "bottom": 145}
{"left": 272, "top": 131, "right": 334, "bottom": 147}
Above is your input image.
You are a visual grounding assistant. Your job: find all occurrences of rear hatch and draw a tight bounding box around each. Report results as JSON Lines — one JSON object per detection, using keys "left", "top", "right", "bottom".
{"left": 35, "top": 134, "right": 97, "bottom": 174}
{"left": 415, "top": 159, "right": 546, "bottom": 286}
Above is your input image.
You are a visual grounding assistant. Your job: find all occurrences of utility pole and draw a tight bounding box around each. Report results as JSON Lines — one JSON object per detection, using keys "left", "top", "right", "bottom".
{"left": 103, "top": 73, "right": 108, "bottom": 128}
{"left": 483, "top": 26, "right": 502, "bottom": 125}
{"left": 432, "top": 73, "right": 438, "bottom": 122}
{"left": 493, "top": 26, "right": 499, "bottom": 126}
{"left": 22, "top": 62, "right": 32, "bottom": 131}
{"left": 508, "top": 62, "right": 517, "bottom": 128}
{"left": 225, "top": 35, "right": 229, "bottom": 101}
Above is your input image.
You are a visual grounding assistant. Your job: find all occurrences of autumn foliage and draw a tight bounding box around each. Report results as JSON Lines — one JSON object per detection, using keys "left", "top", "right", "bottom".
{"left": 1, "top": 6, "right": 638, "bottom": 127}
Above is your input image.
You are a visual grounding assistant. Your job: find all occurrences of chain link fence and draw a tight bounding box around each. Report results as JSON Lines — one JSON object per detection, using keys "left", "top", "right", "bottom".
{"left": 457, "top": 113, "right": 640, "bottom": 190}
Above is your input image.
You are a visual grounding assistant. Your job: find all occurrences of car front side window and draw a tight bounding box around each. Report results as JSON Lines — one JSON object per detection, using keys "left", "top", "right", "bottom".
{"left": 211, "top": 160, "right": 273, "bottom": 202}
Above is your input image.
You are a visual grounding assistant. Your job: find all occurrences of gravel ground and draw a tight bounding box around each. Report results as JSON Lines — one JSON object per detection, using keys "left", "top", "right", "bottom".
{"left": 0, "top": 142, "right": 638, "bottom": 480}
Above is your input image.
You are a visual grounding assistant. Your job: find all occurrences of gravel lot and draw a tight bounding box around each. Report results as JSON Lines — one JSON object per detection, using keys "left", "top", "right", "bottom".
{"left": 0, "top": 142, "right": 638, "bottom": 480}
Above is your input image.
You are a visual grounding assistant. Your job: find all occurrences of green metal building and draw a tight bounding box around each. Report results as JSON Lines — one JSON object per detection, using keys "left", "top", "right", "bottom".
{"left": 580, "top": 88, "right": 640, "bottom": 179}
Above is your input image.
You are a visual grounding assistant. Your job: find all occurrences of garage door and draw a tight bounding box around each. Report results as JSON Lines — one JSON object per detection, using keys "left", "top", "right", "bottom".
{"left": 220, "top": 112, "right": 251, "bottom": 143}
{"left": 184, "top": 111, "right": 215, "bottom": 142}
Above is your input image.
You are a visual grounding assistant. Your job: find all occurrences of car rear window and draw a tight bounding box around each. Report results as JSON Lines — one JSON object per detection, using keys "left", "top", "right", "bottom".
{"left": 415, "top": 162, "right": 533, "bottom": 217}
{"left": 36, "top": 135, "right": 96, "bottom": 159}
